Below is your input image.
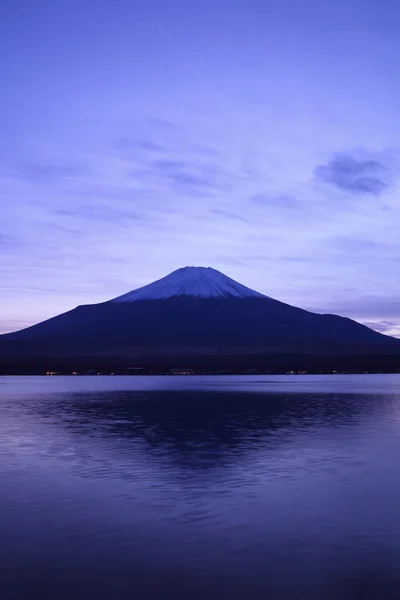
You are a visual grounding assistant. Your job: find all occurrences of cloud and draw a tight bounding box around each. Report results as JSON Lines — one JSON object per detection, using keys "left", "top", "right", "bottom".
{"left": 0, "top": 234, "right": 24, "bottom": 252}
{"left": 105, "top": 119, "right": 235, "bottom": 199}
{"left": 151, "top": 159, "right": 188, "bottom": 172}
{"left": 211, "top": 208, "right": 247, "bottom": 222}
{"left": 218, "top": 254, "right": 271, "bottom": 266}
{"left": 52, "top": 204, "right": 151, "bottom": 227}
{"left": 145, "top": 118, "right": 182, "bottom": 132}
{"left": 191, "top": 144, "right": 222, "bottom": 158}
{"left": 279, "top": 255, "right": 315, "bottom": 263}
{"left": 314, "top": 151, "right": 397, "bottom": 195}
{"left": 110, "top": 137, "right": 165, "bottom": 153}
{"left": 0, "top": 156, "right": 90, "bottom": 184}
{"left": 131, "top": 158, "right": 233, "bottom": 195}
{"left": 168, "top": 171, "right": 221, "bottom": 190}
{"left": 0, "top": 234, "right": 16, "bottom": 246}
{"left": 324, "top": 236, "right": 389, "bottom": 255}
{"left": 251, "top": 193, "right": 301, "bottom": 208}
{"left": 308, "top": 295, "right": 400, "bottom": 320}
{"left": 362, "top": 320, "right": 400, "bottom": 334}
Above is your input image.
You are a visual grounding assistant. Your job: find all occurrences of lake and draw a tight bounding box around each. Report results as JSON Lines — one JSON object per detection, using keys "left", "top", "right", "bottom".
{"left": 2, "top": 374, "right": 400, "bottom": 599}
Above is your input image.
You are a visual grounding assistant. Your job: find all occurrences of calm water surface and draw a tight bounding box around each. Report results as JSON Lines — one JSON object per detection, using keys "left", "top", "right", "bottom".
{"left": 2, "top": 374, "right": 400, "bottom": 599}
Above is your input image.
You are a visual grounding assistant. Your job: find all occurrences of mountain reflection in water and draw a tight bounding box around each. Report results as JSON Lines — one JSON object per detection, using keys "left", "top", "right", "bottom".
{"left": 1, "top": 376, "right": 400, "bottom": 599}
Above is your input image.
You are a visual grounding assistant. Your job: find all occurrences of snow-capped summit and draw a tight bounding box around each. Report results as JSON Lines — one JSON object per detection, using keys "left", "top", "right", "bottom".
{"left": 110, "top": 266, "right": 267, "bottom": 302}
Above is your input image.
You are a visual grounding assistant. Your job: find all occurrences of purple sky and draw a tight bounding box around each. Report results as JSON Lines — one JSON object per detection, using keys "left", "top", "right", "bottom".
{"left": 1, "top": 0, "right": 400, "bottom": 336}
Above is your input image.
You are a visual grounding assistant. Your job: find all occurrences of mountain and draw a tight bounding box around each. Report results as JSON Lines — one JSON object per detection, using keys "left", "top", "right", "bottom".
{"left": 1, "top": 266, "right": 399, "bottom": 373}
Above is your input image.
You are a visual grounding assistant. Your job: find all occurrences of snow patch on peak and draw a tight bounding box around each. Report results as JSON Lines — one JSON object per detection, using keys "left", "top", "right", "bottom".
{"left": 110, "top": 266, "right": 267, "bottom": 302}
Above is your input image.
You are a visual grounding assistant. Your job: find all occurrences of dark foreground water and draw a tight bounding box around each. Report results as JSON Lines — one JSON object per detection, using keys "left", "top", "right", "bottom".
{"left": 2, "top": 375, "right": 400, "bottom": 599}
